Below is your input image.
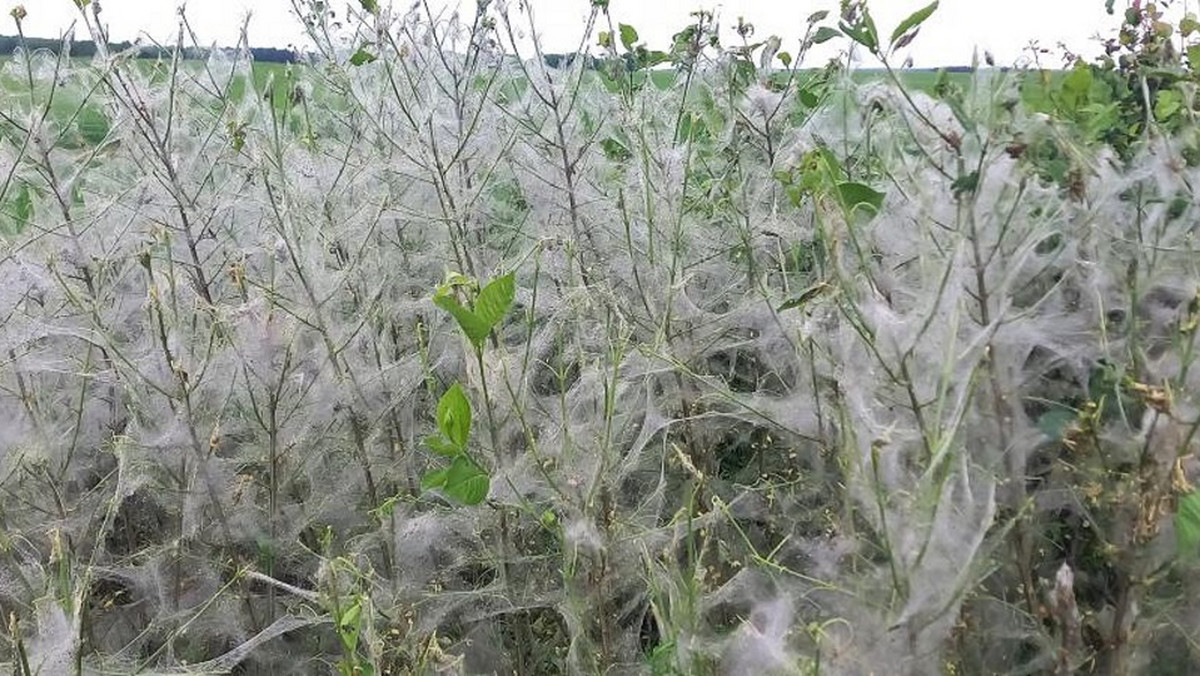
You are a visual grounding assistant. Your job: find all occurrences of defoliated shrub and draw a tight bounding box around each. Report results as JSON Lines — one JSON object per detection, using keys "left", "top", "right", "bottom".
{"left": 1, "top": 1, "right": 1200, "bottom": 674}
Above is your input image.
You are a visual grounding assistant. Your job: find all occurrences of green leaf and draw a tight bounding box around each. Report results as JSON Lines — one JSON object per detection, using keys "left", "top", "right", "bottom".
{"left": 339, "top": 600, "right": 362, "bottom": 630}
{"left": 863, "top": 10, "right": 880, "bottom": 51}
{"left": 1036, "top": 408, "right": 1077, "bottom": 441}
{"left": 437, "top": 383, "right": 472, "bottom": 449}
{"left": 74, "top": 0, "right": 92, "bottom": 7}
{"left": 812, "top": 27, "right": 841, "bottom": 44}
{"left": 349, "top": 48, "right": 377, "bottom": 66}
{"left": 77, "top": 105, "right": 110, "bottom": 145}
{"left": 444, "top": 457, "right": 490, "bottom": 505}
{"left": 797, "top": 87, "right": 820, "bottom": 108}
{"left": 1088, "top": 360, "right": 1132, "bottom": 421}
{"left": 890, "top": 1, "right": 939, "bottom": 47}
{"left": 423, "top": 435, "right": 462, "bottom": 458}
{"left": 337, "top": 599, "right": 362, "bottom": 653}
{"left": 1155, "top": 89, "right": 1182, "bottom": 121}
{"left": 3, "top": 183, "right": 33, "bottom": 237}
{"left": 641, "top": 50, "right": 670, "bottom": 68}
{"left": 1175, "top": 491, "right": 1200, "bottom": 558}
{"left": 836, "top": 181, "right": 884, "bottom": 214}
{"left": 373, "top": 495, "right": 400, "bottom": 519}
{"left": 360, "top": 0, "right": 379, "bottom": 14}
{"left": 13, "top": 183, "right": 32, "bottom": 224}
{"left": 1059, "top": 63, "right": 1094, "bottom": 111}
{"left": 474, "top": 273, "right": 516, "bottom": 336}
{"left": 601, "top": 137, "right": 632, "bottom": 161}
{"left": 434, "top": 273, "right": 515, "bottom": 348}
{"left": 1188, "top": 45, "right": 1200, "bottom": 73}
{"left": 675, "top": 111, "right": 711, "bottom": 142}
{"left": 433, "top": 292, "right": 490, "bottom": 345}
{"left": 619, "top": 23, "right": 639, "bottom": 51}
{"left": 421, "top": 467, "right": 450, "bottom": 490}
{"left": 951, "top": 171, "right": 980, "bottom": 198}
{"left": 1182, "top": 15, "right": 1200, "bottom": 37}
{"left": 839, "top": 21, "right": 876, "bottom": 51}
{"left": 778, "top": 283, "right": 832, "bottom": 312}
{"left": 777, "top": 51, "right": 793, "bottom": 67}
{"left": 811, "top": 146, "right": 843, "bottom": 178}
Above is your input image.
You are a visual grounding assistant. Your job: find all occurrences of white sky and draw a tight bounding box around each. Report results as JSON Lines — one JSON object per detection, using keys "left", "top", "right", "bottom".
{"left": 0, "top": 1, "right": 1162, "bottom": 67}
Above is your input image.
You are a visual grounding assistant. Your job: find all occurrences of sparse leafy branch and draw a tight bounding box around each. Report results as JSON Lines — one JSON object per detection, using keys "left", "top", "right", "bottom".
{"left": 420, "top": 382, "right": 490, "bottom": 505}
{"left": 318, "top": 555, "right": 380, "bottom": 676}
{"left": 423, "top": 271, "right": 516, "bottom": 504}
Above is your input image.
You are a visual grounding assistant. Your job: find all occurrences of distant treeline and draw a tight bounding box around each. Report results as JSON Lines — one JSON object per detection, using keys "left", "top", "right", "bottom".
{"left": 542, "top": 53, "right": 603, "bottom": 70}
{"left": 1, "top": 37, "right": 976, "bottom": 73}
{"left": 0, "top": 34, "right": 296, "bottom": 63}
{"left": 1, "top": 37, "right": 587, "bottom": 69}
{"left": 539, "top": 52, "right": 976, "bottom": 73}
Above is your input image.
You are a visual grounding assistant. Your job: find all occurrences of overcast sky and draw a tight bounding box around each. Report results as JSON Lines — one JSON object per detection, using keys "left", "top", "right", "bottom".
{"left": 2, "top": 1, "right": 1153, "bottom": 68}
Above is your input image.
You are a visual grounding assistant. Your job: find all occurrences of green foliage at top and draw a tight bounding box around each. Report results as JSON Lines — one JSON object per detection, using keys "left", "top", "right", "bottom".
{"left": 1020, "top": 0, "right": 1200, "bottom": 173}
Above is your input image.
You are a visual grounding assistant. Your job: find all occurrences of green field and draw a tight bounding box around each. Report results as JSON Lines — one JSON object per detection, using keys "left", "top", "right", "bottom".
{"left": 0, "top": 55, "right": 968, "bottom": 158}
{"left": 0, "top": 52, "right": 1033, "bottom": 155}
{"left": 0, "top": 57, "right": 300, "bottom": 147}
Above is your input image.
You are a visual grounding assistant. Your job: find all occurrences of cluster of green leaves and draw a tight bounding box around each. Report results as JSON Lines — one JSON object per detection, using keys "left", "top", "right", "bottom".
{"left": 312, "top": 547, "right": 378, "bottom": 676}
{"left": 345, "top": 1, "right": 385, "bottom": 66}
{"left": 597, "top": 22, "right": 670, "bottom": 74}
{"left": 771, "top": 146, "right": 885, "bottom": 317}
{"left": 1020, "top": 1, "right": 1200, "bottom": 177}
{"left": 773, "top": 146, "right": 885, "bottom": 217}
{"left": 334, "top": 595, "right": 369, "bottom": 676}
{"left": 433, "top": 272, "right": 516, "bottom": 351}
{"left": 593, "top": 11, "right": 717, "bottom": 98}
{"left": 718, "top": 12, "right": 842, "bottom": 94}
{"left": 834, "top": 0, "right": 941, "bottom": 59}
{"left": 421, "top": 383, "right": 489, "bottom": 506}
{"left": 592, "top": 7, "right": 837, "bottom": 97}
{"left": 421, "top": 272, "right": 516, "bottom": 506}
